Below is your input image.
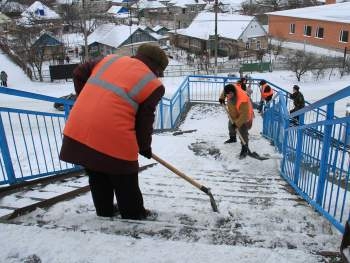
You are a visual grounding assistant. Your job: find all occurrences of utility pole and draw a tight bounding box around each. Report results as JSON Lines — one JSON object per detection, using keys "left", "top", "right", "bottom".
{"left": 214, "top": 0, "right": 218, "bottom": 75}
{"left": 82, "top": 0, "right": 89, "bottom": 61}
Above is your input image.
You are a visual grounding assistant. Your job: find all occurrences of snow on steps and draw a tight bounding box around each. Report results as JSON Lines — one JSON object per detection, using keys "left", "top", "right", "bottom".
{"left": 9, "top": 104, "right": 341, "bottom": 261}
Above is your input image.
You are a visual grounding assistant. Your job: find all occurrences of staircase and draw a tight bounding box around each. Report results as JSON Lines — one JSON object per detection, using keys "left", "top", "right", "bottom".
{"left": 9, "top": 104, "right": 341, "bottom": 262}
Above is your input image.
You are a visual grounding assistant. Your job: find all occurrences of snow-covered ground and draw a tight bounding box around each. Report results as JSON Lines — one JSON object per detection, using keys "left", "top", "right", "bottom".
{"left": 0, "top": 50, "right": 348, "bottom": 262}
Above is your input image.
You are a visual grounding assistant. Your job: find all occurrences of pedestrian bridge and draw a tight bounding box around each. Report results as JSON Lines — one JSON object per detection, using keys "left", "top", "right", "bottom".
{"left": 0, "top": 75, "right": 349, "bottom": 237}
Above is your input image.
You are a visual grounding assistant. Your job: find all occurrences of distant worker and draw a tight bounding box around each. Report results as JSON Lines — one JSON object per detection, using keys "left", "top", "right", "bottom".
{"left": 60, "top": 44, "right": 169, "bottom": 220}
{"left": 223, "top": 83, "right": 254, "bottom": 159}
{"left": 1, "top": 70, "right": 8, "bottom": 87}
{"left": 219, "top": 78, "right": 252, "bottom": 143}
{"left": 290, "top": 85, "right": 305, "bottom": 124}
{"left": 258, "top": 80, "right": 273, "bottom": 113}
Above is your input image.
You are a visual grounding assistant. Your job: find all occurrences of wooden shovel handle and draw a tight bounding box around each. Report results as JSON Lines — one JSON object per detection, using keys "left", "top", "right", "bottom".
{"left": 152, "top": 153, "right": 203, "bottom": 190}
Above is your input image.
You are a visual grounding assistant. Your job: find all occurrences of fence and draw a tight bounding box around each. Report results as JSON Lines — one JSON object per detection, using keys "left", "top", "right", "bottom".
{"left": 1, "top": 77, "right": 350, "bottom": 234}
{"left": 0, "top": 87, "right": 79, "bottom": 185}
{"left": 0, "top": 76, "right": 263, "bottom": 184}
{"left": 263, "top": 84, "right": 350, "bottom": 233}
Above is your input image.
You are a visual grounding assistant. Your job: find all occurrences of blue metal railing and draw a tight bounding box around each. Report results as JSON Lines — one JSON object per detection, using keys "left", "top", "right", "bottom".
{"left": 0, "top": 87, "right": 80, "bottom": 185}
{"left": 1, "top": 77, "right": 350, "bottom": 234}
{"left": 0, "top": 76, "right": 262, "bottom": 183}
{"left": 263, "top": 86, "right": 350, "bottom": 233}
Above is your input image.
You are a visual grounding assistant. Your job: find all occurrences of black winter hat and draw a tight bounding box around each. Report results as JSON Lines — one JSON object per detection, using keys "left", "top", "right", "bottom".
{"left": 224, "top": 84, "right": 236, "bottom": 95}
{"left": 293, "top": 85, "right": 300, "bottom": 91}
{"left": 259, "top": 80, "right": 266, "bottom": 85}
{"left": 136, "top": 43, "right": 169, "bottom": 72}
{"left": 238, "top": 77, "right": 247, "bottom": 84}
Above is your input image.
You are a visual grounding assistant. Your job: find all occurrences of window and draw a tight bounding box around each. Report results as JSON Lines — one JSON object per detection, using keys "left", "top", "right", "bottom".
{"left": 290, "top": 23, "right": 295, "bottom": 34}
{"left": 304, "top": 25, "right": 312, "bottom": 36}
{"left": 315, "top": 27, "right": 324, "bottom": 38}
{"left": 256, "top": 40, "right": 261, "bottom": 49}
{"left": 246, "top": 42, "right": 250, "bottom": 49}
{"left": 340, "top": 30, "right": 349, "bottom": 43}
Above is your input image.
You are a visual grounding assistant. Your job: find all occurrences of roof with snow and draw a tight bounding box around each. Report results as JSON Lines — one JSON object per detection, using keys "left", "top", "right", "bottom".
{"left": 21, "top": 1, "right": 60, "bottom": 21}
{"left": 33, "top": 32, "right": 63, "bottom": 47}
{"left": 267, "top": 2, "right": 350, "bottom": 23}
{"left": 109, "top": 0, "right": 132, "bottom": 3}
{"left": 169, "top": 0, "right": 206, "bottom": 7}
{"left": 0, "top": 12, "right": 11, "bottom": 23}
{"left": 132, "top": 0, "right": 166, "bottom": 9}
{"left": 175, "top": 12, "right": 255, "bottom": 40}
{"left": 87, "top": 23, "right": 161, "bottom": 48}
{"left": 56, "top": 0, "right": 74, "bottom": 5}
{"left": 107, "top": 5, "right": 129, "bottom": 17}
{"left": 153, "top": 25, "right": 168, "bottom": 32}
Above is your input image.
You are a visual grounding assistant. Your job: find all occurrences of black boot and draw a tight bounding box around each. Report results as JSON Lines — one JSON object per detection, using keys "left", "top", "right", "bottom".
{"left": 239, "top": 145, "right": 249, "bottom": 159}
{"left": 224, "top": 135, "right": 237, "bottom": 144}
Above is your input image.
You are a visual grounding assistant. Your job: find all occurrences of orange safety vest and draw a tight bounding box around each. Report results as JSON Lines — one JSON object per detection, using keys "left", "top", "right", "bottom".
{"left": 261, "top": 83, "right": 273, "bottom": 100}
{"left": 234, "top": 85, "right": 254, "bottom": 121}
{"left": 63, "top": 55, "right": 162, "bottom": 161}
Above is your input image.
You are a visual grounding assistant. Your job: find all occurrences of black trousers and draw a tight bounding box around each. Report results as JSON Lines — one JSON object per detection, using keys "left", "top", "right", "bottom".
{"left": 86, "top": 169, "right": 146, "bottom": 219}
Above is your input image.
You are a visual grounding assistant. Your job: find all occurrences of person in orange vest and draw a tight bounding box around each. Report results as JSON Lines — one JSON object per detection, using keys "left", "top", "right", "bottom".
{"left": 258, "top": 79, "right": 273, "bottom": 113}
{"left": 60, "top": 43, "right": 169, "bottom": 219}
{"left": 223, "top": 83, "right": 254, "bottom": 159}
{"left": 219, "top": 78, "right": 251, "bottom": 144}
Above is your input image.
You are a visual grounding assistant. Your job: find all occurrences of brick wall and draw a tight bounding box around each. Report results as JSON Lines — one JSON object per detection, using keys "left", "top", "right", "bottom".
{"left": 268, "top": 15, "right": 350, "bottom": 51}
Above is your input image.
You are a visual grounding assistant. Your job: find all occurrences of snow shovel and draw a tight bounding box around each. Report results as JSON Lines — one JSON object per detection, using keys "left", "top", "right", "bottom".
{"left": 152, "top": 153, "right": 219, "bottom": 212}
{"left": 222, "top": 106, "right": 269, "bottom": 161}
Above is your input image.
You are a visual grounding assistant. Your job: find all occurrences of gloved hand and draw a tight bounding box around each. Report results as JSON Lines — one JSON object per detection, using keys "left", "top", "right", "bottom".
{"left": 219, "top": 98, "right": 225, "bottom": 105}
{"left": 140, "top": 148, "right": 152, "bottom": 159}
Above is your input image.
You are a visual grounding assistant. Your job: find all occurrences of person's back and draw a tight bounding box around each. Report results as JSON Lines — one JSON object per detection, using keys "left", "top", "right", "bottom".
{"left": 60, "top": 44, "right": 169, "bottom": 220}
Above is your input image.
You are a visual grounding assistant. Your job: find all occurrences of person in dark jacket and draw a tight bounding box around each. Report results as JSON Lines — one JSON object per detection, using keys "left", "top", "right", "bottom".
{"left": 1, "top": 71, "right": 8, "bottom": 87}
{"left": 290, "top": 85, "right": 305, "bottom": 124}
{"left": 60, "top": 44, "right": 169, "bottom": 220}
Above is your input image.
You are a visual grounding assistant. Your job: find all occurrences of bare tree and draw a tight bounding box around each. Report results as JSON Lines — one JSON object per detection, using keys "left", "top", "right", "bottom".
{"left": 255, "top": 0, "right": 286, "bottom": 11}
{"left": 58, "top": 2, "right": 108, "bottom": 61}
{"left": 286, "top": 50, "right": 320, "bottom": 81}
{"left": 9, "top": 25, "right": 43, "bottom": 80}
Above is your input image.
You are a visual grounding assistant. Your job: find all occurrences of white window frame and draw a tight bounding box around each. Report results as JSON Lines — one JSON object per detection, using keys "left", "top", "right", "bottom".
{"left": 290, "top": 23, "right": 295, "bottom": 34}
{"left": 340, "top": 30, "right": 349, "bottom": 43}
{"left": 245, "top": 42, "right": 250, "bottom": 49}
{"left": 304, "top": 25, "right": 312, "bottom": 37}
{"left": 315, "top": 27, "right": 324, "bottom": 39}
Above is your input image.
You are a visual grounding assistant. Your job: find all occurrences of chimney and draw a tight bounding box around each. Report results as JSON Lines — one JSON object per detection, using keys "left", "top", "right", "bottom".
{"left": 325, "top": 0, "right": 336, "bottom": 4}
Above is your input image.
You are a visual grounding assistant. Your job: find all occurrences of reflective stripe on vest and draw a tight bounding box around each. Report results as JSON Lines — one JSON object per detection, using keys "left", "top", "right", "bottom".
{"left": 87, "top": 55, "right": 158, "bottom": 111}
{"left": 63, "top": 55, "right": 162, "bottom": 161}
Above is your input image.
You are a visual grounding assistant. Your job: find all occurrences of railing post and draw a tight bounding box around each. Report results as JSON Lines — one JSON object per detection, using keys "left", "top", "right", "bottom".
{"left": 316, "top": 103, "right": 334, "bottom": 205}
{"left": 187, "top": 77, "right": 190, "bottom": 102}
{"left": 179, "top": 87, "right": 182, "bottom": 111}
{"left": 64, "top": 104, "right": 71, "bottom": 120}
{"left": 0, "top": 113, "right": 16, "bottom": 184}
{"left": 170, "top": 101, "right": 174, "bottom": 129}
{"left": 293, "top": 113, "right": 304, "bottom": 185}
{"left": 159, "top": 99, "right": 164, "bottom": 130}
{"left": 281, "top": 116, "right": 290, "bottom": 175}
